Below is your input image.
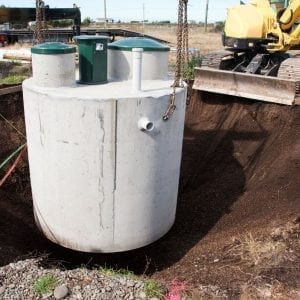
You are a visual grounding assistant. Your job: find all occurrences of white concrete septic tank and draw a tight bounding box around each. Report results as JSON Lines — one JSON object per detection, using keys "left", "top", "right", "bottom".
{"left": 108, "top": 37, "right": 170, "bottom": 80}
{"left": 23, "top": 41, "right": 187, "bottom": 253}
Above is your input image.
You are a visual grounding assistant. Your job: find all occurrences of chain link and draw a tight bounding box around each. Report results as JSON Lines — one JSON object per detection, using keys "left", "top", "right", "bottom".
{"left": 42, "top": 3, "right": 50, "bottom": 42}
{"left": 183, "top": 0, "right": 189, "bottom": 64}
{"left": 163, "top": 0, "right": 189, "bottom": 121}
{"left": 34, "top": 0, "right": 48, "bottom": 44}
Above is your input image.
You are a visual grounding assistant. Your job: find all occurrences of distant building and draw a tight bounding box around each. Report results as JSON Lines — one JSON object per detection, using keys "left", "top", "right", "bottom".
{"left": 96, "top": 18, "right": 114, "bottom": 23}
{"left": 0, "top": 22, "right": 10, "bottom": 30}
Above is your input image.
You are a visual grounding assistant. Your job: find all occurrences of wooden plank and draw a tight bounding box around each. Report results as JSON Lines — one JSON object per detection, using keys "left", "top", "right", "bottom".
{"left": 0, "top": 85, "right": 22, "bottom": 96}
{"left": 3, "top": 54, "right": 31, "bottom": 61}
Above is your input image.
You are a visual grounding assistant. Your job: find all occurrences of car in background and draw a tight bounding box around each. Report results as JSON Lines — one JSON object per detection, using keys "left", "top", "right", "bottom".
{"left": 0, "top": 33, "right": 8, "bottom": 47}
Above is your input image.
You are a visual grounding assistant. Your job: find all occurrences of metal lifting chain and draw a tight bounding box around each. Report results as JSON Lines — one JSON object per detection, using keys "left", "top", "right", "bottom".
{"left": 34, "top": 0, "right": 48, "bottom": 44}
{"left": 34, "top": 1, "right": 43, "bottom": 44}
{"left": 42, "top": 4, "right": 50, "bottom": 42}
{"left": 163, "top": 0, "right": 189, "bottom": 121}
{"left": 183, "top": 0, "right": 189, "bottom": 64}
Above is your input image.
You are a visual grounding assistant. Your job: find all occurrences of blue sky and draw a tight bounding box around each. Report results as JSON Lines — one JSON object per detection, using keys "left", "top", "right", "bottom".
{"left": 0, "top": 0, "right": 242, "bottom": 22}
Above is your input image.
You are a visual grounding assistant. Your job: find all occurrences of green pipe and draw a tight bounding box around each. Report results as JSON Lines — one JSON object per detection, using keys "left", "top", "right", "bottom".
{"left": 0, "top": 143, "right": 27, "bottom": 172}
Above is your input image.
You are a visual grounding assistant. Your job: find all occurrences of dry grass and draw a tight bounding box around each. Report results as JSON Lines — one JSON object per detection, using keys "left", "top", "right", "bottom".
{"left": 188, "top": 285, "right": 229, "bottom": 300}
{"left": 143, "top": 25, "right": 221, "bottom": 67}
{"left": 143, "top": 25, "right": 221, "bottom": 52}
{"left": 239, "top": 233, "right": 287, "bottom": 266}
{"left": 240, "top": 282, "right": 300, "bottom": 300}
{"left": 103, "top": 24, "right": 222, "bottom": 67}
{"left": 223, "top": 220, "right": 299, "bottom": 268}
{"left": 225, "top": 231, "right": 298, "bottom": 268}
{"left": 220, "top": 221, "right": 300, "bottom": 299}
{"left": 106, "top": 23, "right": 222, "bottom": 52}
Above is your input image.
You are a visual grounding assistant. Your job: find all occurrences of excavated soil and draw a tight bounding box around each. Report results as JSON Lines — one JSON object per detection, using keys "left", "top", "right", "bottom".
{"left": 0, "top": 88, "right": 299, "bottom": 296}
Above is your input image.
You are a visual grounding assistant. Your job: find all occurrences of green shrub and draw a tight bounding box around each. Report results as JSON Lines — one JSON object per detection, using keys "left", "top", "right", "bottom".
{"left": 33, "top": 275, "right": 58, "bottom": 295}
{"left": 144, "top": 279, "right": 164, "bottom": 298}
{"left": 98, "top": 266, "right": 135, "bottom": 277}
{"left": 0, "top": 75, "right": 27, "bottom": 85}
{"left": 182, "top": 54, "right": 202, "bottom": 81}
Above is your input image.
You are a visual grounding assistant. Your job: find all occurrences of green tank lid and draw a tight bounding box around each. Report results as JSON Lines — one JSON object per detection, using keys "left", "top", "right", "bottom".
{"left": 74, "top": 35, "right": 111, "bottom": 41}
{"left": 108, "top": 37, "right": 170, "bottom": 52}
{"left": 31, "top": 42, "right": 76, "bottom": 55}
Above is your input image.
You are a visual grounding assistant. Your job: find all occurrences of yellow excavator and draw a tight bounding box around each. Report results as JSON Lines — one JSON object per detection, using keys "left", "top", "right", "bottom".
{"left": 194, "top": 0, "right": 300, "bottom": 105}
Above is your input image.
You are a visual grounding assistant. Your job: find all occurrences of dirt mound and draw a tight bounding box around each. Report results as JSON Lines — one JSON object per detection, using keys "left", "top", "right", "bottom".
{"left": 0, "top": 89, "right": 299, "bottom": 295}
{"left": 183, "top": 90, "right": 300, "bottom": 240}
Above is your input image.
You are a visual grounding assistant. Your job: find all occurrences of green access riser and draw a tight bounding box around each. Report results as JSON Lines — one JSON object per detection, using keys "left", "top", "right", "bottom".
{"left": 75, "top": 35, "right": 110, "bottom": 84}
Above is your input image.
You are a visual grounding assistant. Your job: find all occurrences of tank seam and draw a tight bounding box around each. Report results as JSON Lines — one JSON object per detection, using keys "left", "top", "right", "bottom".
{"left": 112, "top": 99, "right": 118, "bottom": 244}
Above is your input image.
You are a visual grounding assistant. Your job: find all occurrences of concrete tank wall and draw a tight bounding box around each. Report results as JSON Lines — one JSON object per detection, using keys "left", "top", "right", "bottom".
{"left": 108, "top": 50, "right": 169, "bottom": 80}
{"left": 23, "top": 79, "right": 186, "bottom": 252}
{"left": 32, "top": 53, "right": 76, "bottom": 87}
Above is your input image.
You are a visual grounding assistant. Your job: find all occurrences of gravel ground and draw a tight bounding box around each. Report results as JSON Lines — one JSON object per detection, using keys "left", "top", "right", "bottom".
{"left": 0, "top": 259, "right": 155, "bottom": 300}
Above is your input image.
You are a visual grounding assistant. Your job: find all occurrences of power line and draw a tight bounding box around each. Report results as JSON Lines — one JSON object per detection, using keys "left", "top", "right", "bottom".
{"left": 142, "top": 3, "right": 145, "bottom": 33}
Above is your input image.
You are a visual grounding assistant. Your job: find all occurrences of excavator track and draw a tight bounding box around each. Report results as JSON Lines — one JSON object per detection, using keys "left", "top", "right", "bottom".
{"left": 201, "top": 50, "right": 234, "bottom": 69}
{"left": 277, "top": 58, "right": 300, "bottom": 96}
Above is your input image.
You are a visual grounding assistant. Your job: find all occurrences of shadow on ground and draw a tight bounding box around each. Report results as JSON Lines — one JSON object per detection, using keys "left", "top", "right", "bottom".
{"left": 0, "top": 128, "right": 250, "bottom": 273}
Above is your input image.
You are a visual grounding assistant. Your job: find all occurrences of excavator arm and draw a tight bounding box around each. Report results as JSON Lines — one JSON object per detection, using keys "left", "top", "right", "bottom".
{"left": 278, "top": 0, "right": 300, "bottom": 31}
{"left": 268, "top": 0, "right": 300, "bottom": 51}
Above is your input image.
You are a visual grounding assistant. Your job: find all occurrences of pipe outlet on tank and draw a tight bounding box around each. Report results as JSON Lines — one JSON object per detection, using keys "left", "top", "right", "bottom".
{"left": 138, "top": 117, "right": 154, "bottom": 132}
{"left": 132, "top": 48, "right": 143, "bottom": 91}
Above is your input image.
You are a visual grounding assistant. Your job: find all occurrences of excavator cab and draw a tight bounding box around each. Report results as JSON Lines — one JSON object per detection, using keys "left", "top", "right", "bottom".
{"left": 270, "top": 0, "right": 287, "bottom": 11}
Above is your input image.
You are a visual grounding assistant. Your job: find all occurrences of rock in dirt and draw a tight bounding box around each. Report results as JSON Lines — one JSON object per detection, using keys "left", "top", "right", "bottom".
{"left": 54, "top": 285, "right": 69, "bottom": 299}
{"left": 0, "top": 286, "right": 5, "bottom": 295}
{"left": 139, "top": 291, "right": 147, "bottom": 298}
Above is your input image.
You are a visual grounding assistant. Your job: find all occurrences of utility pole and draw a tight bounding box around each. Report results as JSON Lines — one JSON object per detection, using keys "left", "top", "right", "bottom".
{"left": 142, "top": 3, "right": 145, "bottom": 34}
{"left": 104, "top": 0, "right": 107, "bottom": 28}
{"left": 204, "top": 0, "right": 209, "bottom": 33}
